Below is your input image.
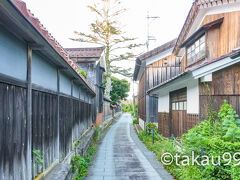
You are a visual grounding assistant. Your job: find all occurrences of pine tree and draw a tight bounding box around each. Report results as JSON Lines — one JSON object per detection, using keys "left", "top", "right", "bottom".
{"left": 70, "top": 0, "right": 142, "bottom": 77}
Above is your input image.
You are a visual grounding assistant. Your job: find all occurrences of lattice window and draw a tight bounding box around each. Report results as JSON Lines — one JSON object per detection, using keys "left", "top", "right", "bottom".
{"left": 186, "top": 35, "right": 206, "bottom": 65}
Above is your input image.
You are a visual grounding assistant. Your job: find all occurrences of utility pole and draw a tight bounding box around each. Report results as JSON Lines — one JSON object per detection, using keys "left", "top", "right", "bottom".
{"left": 146, "top": 11, "right": 160, "bottom": 51}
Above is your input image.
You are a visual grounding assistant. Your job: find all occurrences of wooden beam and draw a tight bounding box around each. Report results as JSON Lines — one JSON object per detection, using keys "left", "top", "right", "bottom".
{"left": 0, "top": 73, "right": 27, "bottom": 88}
{"left": 56, "top": 69, "right": 60, "bottom": 161}
{"left": 26, "top": 45, "right": 32, "bottom": 180}
{"left": 28, "top": 43, "right": 45, "bottom": 50}
{"left": 71, "top": 80, "right": 73, "bottom": 97}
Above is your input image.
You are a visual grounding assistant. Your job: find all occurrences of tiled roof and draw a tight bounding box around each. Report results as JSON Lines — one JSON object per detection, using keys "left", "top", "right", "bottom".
{"left": 65, "top": 47, "right": 105, "bottom": 59}
{"left": 138, "top": 39, "right": 177, "bottom": 61}
{"left": 10, "top": 0, "right": 96, "bottom": 94}
{"left": 133, "top": 39, "right": 176, "bottom": 81}
{"left": 174, "top": 0, "right": 238, "bottom": 54}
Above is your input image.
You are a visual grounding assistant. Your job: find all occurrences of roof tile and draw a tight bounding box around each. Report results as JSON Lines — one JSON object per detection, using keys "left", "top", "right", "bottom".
{"left": 65, "top": 47, "right": 105, "bottom": 59}
{"left": 10, "top": 0, "right": 96, "bottom": 94}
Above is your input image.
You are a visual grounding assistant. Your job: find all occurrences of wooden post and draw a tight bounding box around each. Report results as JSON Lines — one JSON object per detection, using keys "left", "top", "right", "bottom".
{"left": 27, "top": 45, "right": 32, "bottom": 180}
{"left": 71, "top": 80, "right": 73, "bottom": 97}
{"left": 78, "top": 86, "right": 81, "bottom": 139}
{"left": 57, "top": 69, "right": 60, "bottom": 161}
{"left": 169, "top": 93, "right": 173, "bottom": 138}
{"left": 71, "top": 80, "right": 74, "bottom": 147}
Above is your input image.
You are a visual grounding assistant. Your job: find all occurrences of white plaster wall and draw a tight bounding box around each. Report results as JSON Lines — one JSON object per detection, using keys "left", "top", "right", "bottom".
{"left": 187, "top": 79, "right": 199, "bottom": 114}
{"left": 158, "top": 94, "right": 169, "bottom": 113}
{"left": 156, "top": 77, "right": 199, "bottom": 114}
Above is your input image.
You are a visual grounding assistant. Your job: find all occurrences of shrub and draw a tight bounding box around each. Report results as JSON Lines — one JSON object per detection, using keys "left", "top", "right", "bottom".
{"left": 138, "top": 100, "right": 240, "bottom": 180}
{"left": 133, "top": 118, "right": 138, "bottom": 124}
{"left": 77, "top": 68, "right": 87, "bottom": 78}
{"left": 146, "top": 122, "right": 157, "bottom": 129}
{"left": 71, "top": 142, "right": 96, "bottom": 179}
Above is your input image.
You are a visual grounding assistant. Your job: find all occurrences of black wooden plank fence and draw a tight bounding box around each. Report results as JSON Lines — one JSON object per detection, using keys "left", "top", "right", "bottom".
{"left": 0, "top": 82, "right": 94, "bottom": 179}
{"left": 0, "top": 83, "right": 28, "bottom": 180}
{"left": 32, "top": 91, "right": 58, "bottom": 177}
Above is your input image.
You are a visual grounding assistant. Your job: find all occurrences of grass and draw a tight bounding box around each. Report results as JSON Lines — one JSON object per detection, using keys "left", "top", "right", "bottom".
{"left": 137, "top": 130, "right": 181, "bottom": 179}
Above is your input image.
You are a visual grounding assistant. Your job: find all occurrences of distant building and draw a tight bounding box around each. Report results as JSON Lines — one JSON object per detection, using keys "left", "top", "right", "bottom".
{"left": 66, "top": 47, "right": 106, "bottom": 125}
{"left": 65, "top": 47, "right": 105, "bottom": 89}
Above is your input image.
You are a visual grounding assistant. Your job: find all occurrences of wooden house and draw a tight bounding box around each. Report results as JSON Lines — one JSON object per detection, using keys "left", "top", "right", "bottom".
{"left": 0, "top": 0, "right": 97, "bottom": 179}
{"left": 65, "top": 47, "right": 106, "bottom": 125}
{"left": 133, "top": 39, "right": 182, "bottom": 130}
{"left": 147, "top": 0, "right": 240, "bottom": 138}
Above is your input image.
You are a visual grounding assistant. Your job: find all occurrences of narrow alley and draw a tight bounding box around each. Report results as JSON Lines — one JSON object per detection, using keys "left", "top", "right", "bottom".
{"left": 86, "top": 114, "right": 172, "bottom": 180}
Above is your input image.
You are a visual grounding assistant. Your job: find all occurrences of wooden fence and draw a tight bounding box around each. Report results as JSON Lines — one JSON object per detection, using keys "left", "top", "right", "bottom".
{"left": 0, "top": 83, "right": 28, "bottom": 179}
{"left": 158, "top": 112, "right": 199, "bottom": 137}
{"left": 0, "top": 81, "right": 95, "bottom": 179}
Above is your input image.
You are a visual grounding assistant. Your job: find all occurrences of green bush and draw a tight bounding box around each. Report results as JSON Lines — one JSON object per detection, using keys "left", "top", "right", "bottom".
{"left": 146, "top": 122, "right": 157, "bottom": 129}
{"left": 122, "top": 103, "right": 138, "bottom": 118}
{"left": 71, "top": 143, "right": 96, "bottom": 180}
{"left": 137, "top": 100, "right": 240, "bottom": 180}
{"left": 133, "top": 118, "right": 138, "bottom": 124}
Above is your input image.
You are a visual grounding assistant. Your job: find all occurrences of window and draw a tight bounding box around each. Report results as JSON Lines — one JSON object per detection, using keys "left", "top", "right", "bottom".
{"left": 175, "top": 102, "right": 179, "bottom": 110}
{"left": 172, "top": 101, "right": 187, "bottom": 111}
{"left": 172, "top": 103, "right": 176, "bottom": 110}
{"left": 184, "top": 101, "right": 187, "bottom": 110}
{"left": 187, "top": 35, "right": 206, "bottom": 65}
{"left": 179, "top": 102, "right": 184, "bottom": 110}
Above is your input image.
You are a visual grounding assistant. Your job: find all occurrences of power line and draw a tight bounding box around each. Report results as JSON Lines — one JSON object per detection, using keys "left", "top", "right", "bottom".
{"left": 146, "top": 11, "right": 160, "bottom": 51}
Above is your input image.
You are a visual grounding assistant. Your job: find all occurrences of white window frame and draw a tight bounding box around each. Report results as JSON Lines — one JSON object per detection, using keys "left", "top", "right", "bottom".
{"left": 186, "top": 34, "right": 206, "bottom": 66}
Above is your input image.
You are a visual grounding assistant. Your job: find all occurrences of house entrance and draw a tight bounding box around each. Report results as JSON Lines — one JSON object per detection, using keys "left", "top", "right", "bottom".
{"left": 170, "top": 88, "right": 187, "bottom": 137}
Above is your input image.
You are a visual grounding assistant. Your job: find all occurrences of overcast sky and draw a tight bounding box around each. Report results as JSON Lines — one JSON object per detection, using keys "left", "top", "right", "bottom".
{"left": 24, "top": 0, "right": 193, "bottom": 99}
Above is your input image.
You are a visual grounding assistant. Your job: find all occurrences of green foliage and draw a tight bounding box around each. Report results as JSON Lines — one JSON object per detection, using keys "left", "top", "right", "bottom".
{"left": 71, "top": 155, "right": 88, "bottom": 180}
{"left": 33, "top": 149, "right": 44, "bottom": 166}
{"left": 71, "top": 144, "right": 96, "bottom": 180}
{"left": 218, "top": 100, "right": 240, "bottom": 141}
{"left": 110, "top": 76, "right": 130, "bottom": 105}
{"left": 133, "top": 103, "right": 138, "bottom": 118}
{"left": 138, "top": 130, "right": 178, "bottom": 175}
{"left": 71, "top": 125, "right": 99, "bottom": 180}
{"left": 122, "top": 103, "right": 132, "bottom": 112}
{"left": 138, "top": 100, "right": 240, "bottom": 180}
{"left": 133, "top": 118, "right": 138, "bottom": 124}
{"left": 71, "top": 0, "right": 143, "bottom": 77}
{"left": 77, "top": 68, "right": 87, "bottom": 78}
{"left": 122, "top": 103, "right": 138, "bottom": 118}
{"left": 94, "top": 125, "right": 100, "bottom": 142}
{"left": 73, "top": 140, "right": 81, "bottom": 155}
{"left": 146, "top": 122, "right": 157, "bottom": 129}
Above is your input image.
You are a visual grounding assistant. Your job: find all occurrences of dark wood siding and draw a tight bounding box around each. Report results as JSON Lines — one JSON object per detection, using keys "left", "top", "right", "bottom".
{"left": 139, "top": 55, "right": 181, "bottom": 123}
{"left": 158, "top": 112, "right": 198, "bottom": 138}
{"left": 158, "top": 112, "right": 170, "bottom": 137}
{"left": 168, "top": 88, "right": 199, "bottom": 137}
{"left": 186, "top": 114, "right": 199, "bottom": 132}
{"left": 199, "top": 63, "right": 240, "bottom": 120}
{"left": 32, "top": 91, "right": 58, "bottom": 177}
{"left": 146, "top": 55, "right": 181, "bottom": 89}
{"left": 138, "top": 73, "right": 146, "bottom": 121}
{"left": 59, "top": 96, "right": 73, "bottom": 161}
{"left": 0, "top": 83, "right": 28, "bottom": 180}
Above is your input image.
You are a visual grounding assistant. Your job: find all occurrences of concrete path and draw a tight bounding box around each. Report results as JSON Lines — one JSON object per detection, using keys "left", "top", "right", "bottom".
{"left": 85, "top": 114, "right": 173, "bottom": 180}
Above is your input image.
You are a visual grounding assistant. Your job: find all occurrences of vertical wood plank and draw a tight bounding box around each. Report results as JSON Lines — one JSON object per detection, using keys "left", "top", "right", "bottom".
{"left": 27, "top": 45, "right": 32, "bottom": 180}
